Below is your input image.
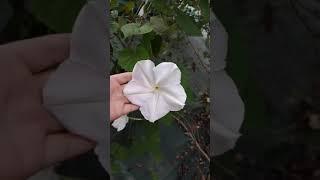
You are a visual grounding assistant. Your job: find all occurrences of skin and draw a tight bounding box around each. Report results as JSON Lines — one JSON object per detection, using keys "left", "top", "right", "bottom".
{"left": 0, "top": 34, "right": 137, "bottom": 179}
{"left": 110, "top": 73, "right": 139, "bottom": 121}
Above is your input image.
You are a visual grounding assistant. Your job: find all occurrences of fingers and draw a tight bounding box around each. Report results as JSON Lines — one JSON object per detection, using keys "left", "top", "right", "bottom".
{"left": 123, "top": 104, "right": 139, "bottom": 114}
{"left": 112, "top": 72, "right": 132, "bottom": 85}
{"left": 2, "top": 34, "right": 70, "bottom": 73}
{"left": 39, "top": 108, "right": 64, "bottom": 134}
{"left": 44, "top": 133, "right": 95, "bottom": 167}
{"left": 120, "top": 85, "right": 130, "bottom": 104}
{"left": 34, "top": 69, "right": 55, "bottom": 97}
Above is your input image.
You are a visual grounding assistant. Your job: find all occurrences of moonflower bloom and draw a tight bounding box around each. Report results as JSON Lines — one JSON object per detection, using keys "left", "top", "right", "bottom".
{"left": 112, "top": 60, "right": 187, "bottom": 131}
{"left": 123, "top": 60, "right": 187, "bottom": 123}
{"left": 42, "top": 0, "right": 110, "bottom": 172}
{"left": 210, "top": 11, "right": 245, "bottom": 156}
{"left": 138, "top": 0, "right": 149, "bottom": 17}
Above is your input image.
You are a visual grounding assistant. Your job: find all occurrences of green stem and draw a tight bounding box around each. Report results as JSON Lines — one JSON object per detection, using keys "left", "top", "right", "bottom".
{"left": 129, "top": 117, "right": 144, "bottom": 121}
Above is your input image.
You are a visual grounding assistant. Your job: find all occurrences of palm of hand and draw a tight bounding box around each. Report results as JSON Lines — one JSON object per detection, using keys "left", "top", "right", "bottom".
{"left": 0, "top": 35, "right": 94, "bottom": 179}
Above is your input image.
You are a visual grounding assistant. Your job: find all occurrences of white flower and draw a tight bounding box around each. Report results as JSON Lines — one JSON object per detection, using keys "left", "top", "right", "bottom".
{"left": 138, "top": 0, "right": 149, "bottom": 17}
{"left": 138, "top": 5, "right": 145, "bottom": 16}
{"left": 112, "top": 115, "right": 129, "bottom": 131}
{"left": 43, "top": 0, "right": 110, "bottom": 172}
{"left": 124, "top": 60, "right": 187, "bottom": 123}
{"left": 211, "top": 11, "right": 245, "bottom": 156}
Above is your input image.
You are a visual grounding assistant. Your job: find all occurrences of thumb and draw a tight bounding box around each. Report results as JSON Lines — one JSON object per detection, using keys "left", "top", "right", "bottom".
{"left": 44, "top": 133, "right": 95, "bottom": 166}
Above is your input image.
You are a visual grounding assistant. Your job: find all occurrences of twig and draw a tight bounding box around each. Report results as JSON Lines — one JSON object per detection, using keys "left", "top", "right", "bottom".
{"left": 172, "top": 114, "right": 210, "bottom": 162}
{"left": 186, "top": 37, "right": 210, "bottom": 73}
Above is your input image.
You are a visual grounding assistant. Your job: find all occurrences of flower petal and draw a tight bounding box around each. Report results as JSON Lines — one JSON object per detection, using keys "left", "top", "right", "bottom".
{"left": 160, "top": 84, "right": 186, "bottom": 111}
{"left": 112, "top": 115, "right": 129, "bottom": 131}
{"left": 211, "top": 11, "right": 228, "bottom": 71}
{"left": 70, "top": 0, "right": 106, "bottom": 75}
{"left": 124, "top": 60, "right": 187, "bottom": 122}
{"left": 132, "top": 60, "right": 156, "bottom": 88}
{"left": 124, "top": 83, "right": 170, "bottom": 122}
{"left": 138, "top": 4, "right": 145, "bottom": 16}
{"left": 140, "top": 92, "right": 171, "bottom": 122}
{"left": 153, "top": 62, "right": 181, "bottom": 86}
{"left": 211, "top": 122, "right": 241, "bottom": 155}
{"left": 43, "top": 0, "right": 110, "bottom": 172}
{"left": 211, "top": 70, "right": 245, "bottom": 156}
{"left": 123, "top": 80, "right": 154, "bottom": 106}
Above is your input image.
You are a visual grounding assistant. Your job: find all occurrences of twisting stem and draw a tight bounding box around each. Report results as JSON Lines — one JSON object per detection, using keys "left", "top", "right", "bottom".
{"left": 172, "top": 114, "right": 210, "bottom": 162}
{"left": 186, "top": 37, "right": 210, "bottom": 73}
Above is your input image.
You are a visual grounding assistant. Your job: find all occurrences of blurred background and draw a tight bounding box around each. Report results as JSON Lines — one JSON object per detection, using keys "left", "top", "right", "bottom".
{"left": 3, "top": 0, "right": 319, "bottom": 179}
{"left": 212, "top": 0, "right": 320, "bottom": 180}
{"left": 0, "top": 0, "right": 108, "bottom": 179}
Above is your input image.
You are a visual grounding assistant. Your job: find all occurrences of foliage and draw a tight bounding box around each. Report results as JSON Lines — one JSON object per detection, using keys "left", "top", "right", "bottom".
{"left": 29, "top": 0, "right": 86, "bottom": 32}
{"left": 212, "top": 1, "right": 320, "bottom": 180}
{"left": 110, "top": 0, "right": 210, "bottom": 179}
{"left": 25, "top": 0, "right": 210, "bottom": 179}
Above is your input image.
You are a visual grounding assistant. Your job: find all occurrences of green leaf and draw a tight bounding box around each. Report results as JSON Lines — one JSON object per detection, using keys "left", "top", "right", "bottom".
{"left": 130, "top": 122, "right": 162, "bottom": 161}
{"left": 111, "top": 143, "right": 130, "bottom": 160}
{"left": 176, "top": 11, "right": 201, "bottom": 36}
{"left": 123, "top": 1, "right": 135, "bottom": 13}
{"left": 159, "top": 114, "right": 173, "bottom": 126}
{"left": 141, "top": 32, "right": 155, "bottom": 57}
{"left": 151, "top": 0, "right": 174, "bottom": 16}
{"left": 118, "top": 46, "right": 150, "bottom": 71}
{"left": 110, "top": 0, "right": 119, "bottom": 9}
{"left": 150, "top": 16, "right": 169, "bottom": 34}
{"left": 200, "top": 0, "right": 210, "bottom": 21}
{"left": 121, "top": 23, "right": 153, "bottom": 38}
{"left": 141, "top": 33, "right": 163, "bottom": 57}
{"left": 29, "top": 0, "right": 86, "bottom": 32}
{"left": 111, "top": 22, "right": 120, "bottom": 33}
{"left": 151, "top": 35, "right": 163, "bottom": 57}
{"left": 180, "top": 65, "right": 196, "bottom": 103}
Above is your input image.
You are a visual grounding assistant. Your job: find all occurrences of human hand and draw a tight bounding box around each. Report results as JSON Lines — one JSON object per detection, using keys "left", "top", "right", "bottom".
{"left": 110, "top": 72, "right": 139, "bottom": 121}
{"left": 0, "top": 34, "right": 95, "bottom": 180}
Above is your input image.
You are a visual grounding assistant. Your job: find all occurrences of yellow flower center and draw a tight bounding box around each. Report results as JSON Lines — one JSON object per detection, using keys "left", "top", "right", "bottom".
{"left": 154, "top": 85, "right": 160, "bottom": 91}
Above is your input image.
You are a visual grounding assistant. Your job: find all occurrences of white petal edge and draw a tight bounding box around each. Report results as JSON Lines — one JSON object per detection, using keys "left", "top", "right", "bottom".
{"left": 211, "top": 122, "right": 241, "bottom": 156}
{"left": 43, "top": 0, "right": 110, "bottom": 172}
{"left": 160, "top": 84, "right": 186, "bottom": 111}
{"left": 132, "top": 60, "right": 156, "bottom": 88}
{"left": 153, "top": 62, "right": 181, "bottom": 86}
{"left": 124, "top": 60, "right": 187, "bottom": 122}
{"left": 139, "top": 92, "right": 171, "bottom": 122}
{"left": 211, "top": 70, "right": 245, "bottom": 156}
{"left": 70, "top": 0, "right": 106, "bottom": 74}
{"left": 112, "top": 115, "right": 129, "bottom": 131}
{"left": 211, "top": 10, "right": 228, "bottom": 71}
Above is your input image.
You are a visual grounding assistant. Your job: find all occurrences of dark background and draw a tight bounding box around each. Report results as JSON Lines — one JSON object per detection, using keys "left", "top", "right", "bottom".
{"left": 212, "top": 0, "right": 320, "bottom": 180}
{"left": 2, "top": 0, "right": 319, "bottom": 179}
{"left": 0, "top": 0, "right": 108, "bottom": 179}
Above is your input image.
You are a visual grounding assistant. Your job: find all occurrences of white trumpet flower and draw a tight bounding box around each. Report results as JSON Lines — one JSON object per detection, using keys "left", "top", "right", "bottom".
{"left": 43, "top": 0, "right": 110, "bottom": 172}
{"left": 211, "top": 11, "right": 245, "bottom": 156}
{"left": 112, "top": 60, "right": 187, "bottom": 131}
{"left": 138, "top": 0, "right": 149, "bottom": 17}
{"left": 124, "top": 60, "right": 187, "bottom": 122}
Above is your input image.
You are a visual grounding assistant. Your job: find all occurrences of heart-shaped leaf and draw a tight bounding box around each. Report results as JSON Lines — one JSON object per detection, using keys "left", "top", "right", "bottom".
{"left": 121, "top": 23, "right": 153, "bottom": 38}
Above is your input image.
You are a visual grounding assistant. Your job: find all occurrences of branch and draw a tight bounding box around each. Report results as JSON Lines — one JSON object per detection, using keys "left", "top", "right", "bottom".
{"left": 172, "top": 114, "right": 210, "bottom": 162}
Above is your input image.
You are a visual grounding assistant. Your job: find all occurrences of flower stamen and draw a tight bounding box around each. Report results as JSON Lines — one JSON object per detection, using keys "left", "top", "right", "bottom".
{"left": 154, "top": 84, "right": 160, "bottom": 91}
